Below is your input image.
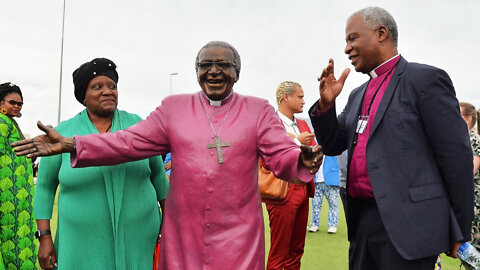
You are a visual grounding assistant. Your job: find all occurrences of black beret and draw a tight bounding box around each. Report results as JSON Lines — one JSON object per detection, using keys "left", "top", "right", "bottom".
{"left": 72, "top": 58, "right": 119, "bottom": 105}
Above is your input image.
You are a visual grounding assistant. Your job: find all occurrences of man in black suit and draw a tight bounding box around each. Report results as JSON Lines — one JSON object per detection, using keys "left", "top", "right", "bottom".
{"left": 309, "top": 6, "right": 474, "bottom": 270}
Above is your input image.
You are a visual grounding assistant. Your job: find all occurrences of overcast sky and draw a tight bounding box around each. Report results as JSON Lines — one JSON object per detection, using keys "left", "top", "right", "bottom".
{"left": 1, "top": 0, "right": 478, "bottom": 137}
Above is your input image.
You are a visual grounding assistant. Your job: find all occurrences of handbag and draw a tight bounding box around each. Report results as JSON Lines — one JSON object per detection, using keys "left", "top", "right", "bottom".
{"left": 153, "top": 235, "right": 161, "bottom": 270}
{"left": 258, "top": 158, "right": 289, "bottom": 200}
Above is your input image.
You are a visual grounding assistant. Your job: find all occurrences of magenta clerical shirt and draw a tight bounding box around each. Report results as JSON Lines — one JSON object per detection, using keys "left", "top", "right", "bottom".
{"left": 348, "top": 55, "right": 401, "bottom": 198}
{"left": 70, "top": 91, "right": 312, "bottom": 270}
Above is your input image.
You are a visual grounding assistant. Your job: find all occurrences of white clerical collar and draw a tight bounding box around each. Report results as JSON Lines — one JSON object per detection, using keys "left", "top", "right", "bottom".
{"left": 368, "top": 54, "right": 400, "bottom": 78}
{"left": 202, "top": 91, "right": 234, "bottom": 107}
{"left": 277, "top": 111, "right": 296, "bottom": 126}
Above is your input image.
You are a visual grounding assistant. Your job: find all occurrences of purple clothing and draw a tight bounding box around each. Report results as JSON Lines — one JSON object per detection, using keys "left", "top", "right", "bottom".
{"left": 348, "top": 55, "right": 400, "bottom": 199}
{"left": 71, "top": 92, "right": 311, "bottom": 270}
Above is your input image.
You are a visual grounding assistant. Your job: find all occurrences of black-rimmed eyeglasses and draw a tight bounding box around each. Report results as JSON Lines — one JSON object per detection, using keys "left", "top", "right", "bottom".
{"left": 197, "top": 61, "right": 236, "bottom": 71}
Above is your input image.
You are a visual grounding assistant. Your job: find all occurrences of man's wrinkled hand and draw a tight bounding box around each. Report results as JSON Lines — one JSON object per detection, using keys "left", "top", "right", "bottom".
{"left": 317, "top": 58, "right": 350, "bottom": 110}
{"left": 12, "top": 121, "right": 72, "bottom": 158}
{"left": 300, "top": 145, "right": 324, "bottom": 174}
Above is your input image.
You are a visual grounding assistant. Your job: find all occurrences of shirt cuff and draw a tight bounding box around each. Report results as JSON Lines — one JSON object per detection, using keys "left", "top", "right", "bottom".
{"left": 294, "top": 138, "right": 301, "bottom": 146}
{"left": 314, "top": 101, "right": 334, "bottom": 116}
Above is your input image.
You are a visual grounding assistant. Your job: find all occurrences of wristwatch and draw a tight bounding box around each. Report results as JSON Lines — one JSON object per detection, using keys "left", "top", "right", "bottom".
{"left": 34, "top": 230, "right": 51, "bottom": 239}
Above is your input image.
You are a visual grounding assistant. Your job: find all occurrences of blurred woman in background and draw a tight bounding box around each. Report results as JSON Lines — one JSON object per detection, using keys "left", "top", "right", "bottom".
{"left": 0, "top": 82, "right": 37, "bottom": 269}
{"left": 459, "top": 102, "right": 480, "bottom": 249}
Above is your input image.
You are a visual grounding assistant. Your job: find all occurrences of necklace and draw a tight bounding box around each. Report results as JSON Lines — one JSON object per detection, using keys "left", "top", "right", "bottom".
{"left": 105, "top": 122, "right": 112, "bottom": 133}
{"left": 97, "top": 122, "right": 112, "bottom": 133}
{"left": 201, "top": 94, "right": 235, "bottom": 164}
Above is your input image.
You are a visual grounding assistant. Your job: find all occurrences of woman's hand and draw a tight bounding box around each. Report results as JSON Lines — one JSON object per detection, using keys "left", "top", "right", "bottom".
{"left": 38, "top": 235, "right": 57, "bottom": 269}
{"left": 12, "top": 121, "right": 75, "bottom": 158}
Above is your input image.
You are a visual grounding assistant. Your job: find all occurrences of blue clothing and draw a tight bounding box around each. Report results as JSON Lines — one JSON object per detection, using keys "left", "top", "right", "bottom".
{"left": 311, "top": 155, "right": 340, "bottom": 228}
{"left": 311, "top": 182, "right": 339, "bottom": 228}
{"left": 164, "top": 153, "right": 171, "bottom": 176}
{"left": 317, "top": 155, "right": 340, "bottom": 186}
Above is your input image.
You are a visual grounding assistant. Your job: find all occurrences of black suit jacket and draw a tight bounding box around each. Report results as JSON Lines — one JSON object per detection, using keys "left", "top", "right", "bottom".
{"left": 309, "top": 56, "right": 474, "bottom": 260}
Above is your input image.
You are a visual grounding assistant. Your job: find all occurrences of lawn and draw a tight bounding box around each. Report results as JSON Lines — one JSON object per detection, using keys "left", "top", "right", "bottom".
{"left": 45, "top": 194, "right": 464, "bottom": 269}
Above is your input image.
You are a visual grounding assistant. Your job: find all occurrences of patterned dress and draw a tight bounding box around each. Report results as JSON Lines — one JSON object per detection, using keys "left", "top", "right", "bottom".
{"left": 470, "top": 130, "right": 480, "bottom": 248}
{"left": 0, "top": 113, "right": 37, "bottom": 270}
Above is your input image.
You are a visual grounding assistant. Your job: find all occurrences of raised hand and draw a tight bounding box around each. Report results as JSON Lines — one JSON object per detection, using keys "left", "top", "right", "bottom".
{"left": 12, "top": 121, "right": 75, "bottom": 158}
{"left": 300, "top": 145, "right": 324, "bottom": 174}
{"left": 317, "top": 58, "right": 350, "bottom": 109}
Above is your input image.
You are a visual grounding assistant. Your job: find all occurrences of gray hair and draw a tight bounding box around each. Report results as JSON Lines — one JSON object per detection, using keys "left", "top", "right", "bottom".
{"left": 276, "top": 81, "right": 301, "bottom": 105}
{"left": 350, "top": 7, "right": 398, "bottom": 48}
{"left": 195, "top": 41, "right": 241, "bottom": 77}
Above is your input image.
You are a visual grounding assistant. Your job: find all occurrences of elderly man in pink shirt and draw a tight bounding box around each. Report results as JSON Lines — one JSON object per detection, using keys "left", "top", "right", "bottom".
{"left": 14, "top": 41, "right": 323, "bottom": 270}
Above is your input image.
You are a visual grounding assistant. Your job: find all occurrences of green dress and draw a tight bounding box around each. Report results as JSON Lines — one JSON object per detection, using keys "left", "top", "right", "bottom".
{"left": 0, "top": 113, "right": 37, "bottom": 270}
{"left": 34, "top": 109, "right": 169, "bottom": 270}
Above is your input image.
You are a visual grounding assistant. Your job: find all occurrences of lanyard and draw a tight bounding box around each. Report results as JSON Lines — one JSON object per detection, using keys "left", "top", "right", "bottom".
{"left": 362, "top": 65, "right": 396, "bottom": 118}
{"left": 352, "top": 62, "right": 398, "bottom": 145}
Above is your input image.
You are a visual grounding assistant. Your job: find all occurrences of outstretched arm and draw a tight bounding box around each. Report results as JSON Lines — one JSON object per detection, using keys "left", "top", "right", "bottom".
{"left": 12, "top": 121, "right": 75, "bottom": 158}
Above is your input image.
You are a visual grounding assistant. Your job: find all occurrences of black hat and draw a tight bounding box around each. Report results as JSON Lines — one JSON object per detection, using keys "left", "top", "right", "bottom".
{"left": 72, "top": 58, "right": 119, "bottom": 105}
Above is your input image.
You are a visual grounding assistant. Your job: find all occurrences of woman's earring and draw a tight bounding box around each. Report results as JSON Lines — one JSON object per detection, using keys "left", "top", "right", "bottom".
{"left": 1, "top": 108, "right": 7, "bottom": 114}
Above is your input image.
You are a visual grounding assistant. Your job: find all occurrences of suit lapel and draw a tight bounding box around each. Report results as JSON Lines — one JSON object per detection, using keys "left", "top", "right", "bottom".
{"left": 369, "top": 57, "right": 407, "bottom": 137}
{"left": 346, "top": 84, "right": 367, "bottom": 146}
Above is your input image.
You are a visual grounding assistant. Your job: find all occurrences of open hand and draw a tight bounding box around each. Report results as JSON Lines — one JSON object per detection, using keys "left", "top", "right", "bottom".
{"left": 318, "top": 58, "right": 350, "bottom": 109}
{"left": 12, "top": 121, "right": 74, "bottom": 158}
{"left": 300, "top": 145, "right": 324, "bottom": 174}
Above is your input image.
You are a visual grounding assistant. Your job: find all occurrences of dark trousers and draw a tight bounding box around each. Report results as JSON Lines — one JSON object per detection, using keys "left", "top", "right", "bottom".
{"left": 349, "top": 199, "right": 437, "bottom": 270}
{"left": 265, "top": 184, "right": 309, "bottom": 270}
{"left": 340, "top": 187, "right": 347, "bottom": 215}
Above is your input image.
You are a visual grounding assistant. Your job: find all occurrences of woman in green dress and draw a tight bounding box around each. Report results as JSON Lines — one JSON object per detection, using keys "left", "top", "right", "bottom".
{"left": 34, "top": 58, "right": 169, "bottom": 269}
{"left": 0, "top": 82, "right": 38, "bottom": 270}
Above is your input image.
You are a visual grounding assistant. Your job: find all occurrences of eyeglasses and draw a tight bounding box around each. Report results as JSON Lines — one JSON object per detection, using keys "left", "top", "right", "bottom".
{"left": 197, "top": 61, "right": 236, "bottom": 71}
{"left": 5, "top": 100, "right": 23, "bottom": 107}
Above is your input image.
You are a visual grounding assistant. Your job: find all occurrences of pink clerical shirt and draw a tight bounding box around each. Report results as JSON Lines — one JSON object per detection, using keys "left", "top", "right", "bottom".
{"left": 70, "top": 92, "right": 312, "bottom": 270}
{"left": 348, "top": 55, "right": 401, "bottom": 198}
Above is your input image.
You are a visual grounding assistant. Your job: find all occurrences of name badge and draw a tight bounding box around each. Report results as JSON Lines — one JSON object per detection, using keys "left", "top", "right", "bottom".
{"left": 356, "top": 115, "right": 369, "bottom": 134}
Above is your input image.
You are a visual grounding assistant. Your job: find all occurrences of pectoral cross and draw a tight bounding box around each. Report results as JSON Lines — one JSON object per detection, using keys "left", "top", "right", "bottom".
{"left": 208, "top": 136, "right": 230, "bottom": 164}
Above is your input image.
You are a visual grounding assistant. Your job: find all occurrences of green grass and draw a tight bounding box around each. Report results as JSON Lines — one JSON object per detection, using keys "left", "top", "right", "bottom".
{"left": 45, "top": 194, "right": 463, "bottom": 269}
{"left": 263, "top": 199, "right": 463, "bottom": 269}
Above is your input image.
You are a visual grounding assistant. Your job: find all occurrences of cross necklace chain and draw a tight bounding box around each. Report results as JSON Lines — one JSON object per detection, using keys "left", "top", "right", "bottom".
{"left": 201, "top": 94, "right": 235, "bottom": 164}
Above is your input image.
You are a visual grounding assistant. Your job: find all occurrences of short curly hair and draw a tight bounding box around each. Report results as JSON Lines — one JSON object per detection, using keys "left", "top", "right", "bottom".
{"left": 350, "top": 7, "right": 398, "bottom": 48}
{"left": 275, "top": 81, "right": 301, "bottom": 105}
